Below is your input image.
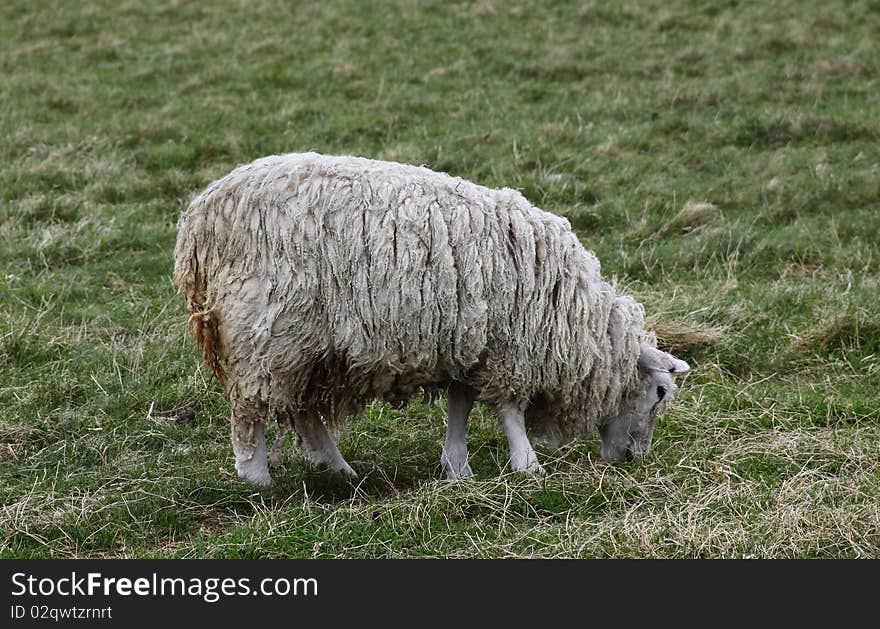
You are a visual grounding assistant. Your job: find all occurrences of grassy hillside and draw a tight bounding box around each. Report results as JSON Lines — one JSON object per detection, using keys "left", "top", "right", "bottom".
{"left": 1, "top": 0, "right": 878, "bottom": 557}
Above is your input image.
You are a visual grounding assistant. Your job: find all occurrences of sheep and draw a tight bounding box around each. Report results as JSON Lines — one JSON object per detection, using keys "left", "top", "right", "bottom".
{"left": 173, "top": 152, "right": 690, "bottom": 486}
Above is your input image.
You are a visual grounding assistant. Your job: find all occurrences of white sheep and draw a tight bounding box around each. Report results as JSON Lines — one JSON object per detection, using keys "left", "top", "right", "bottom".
{"left": 173, "top": 153, "right": 689, "bottom": 486}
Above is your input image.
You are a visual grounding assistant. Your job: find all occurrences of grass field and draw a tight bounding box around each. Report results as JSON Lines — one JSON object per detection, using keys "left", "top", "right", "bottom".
{"left": 1, "top": 0, "right": 878, "bottom": 558}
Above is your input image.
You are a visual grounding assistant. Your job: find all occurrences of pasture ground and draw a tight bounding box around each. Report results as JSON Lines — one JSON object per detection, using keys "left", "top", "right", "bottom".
{"left": 1, "top": 0, "right": 878, "bottom": 557}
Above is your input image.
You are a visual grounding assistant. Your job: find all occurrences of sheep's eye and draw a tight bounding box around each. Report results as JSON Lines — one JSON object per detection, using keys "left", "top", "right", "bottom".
{"left": 656, "top": 385, "right": 667, "bottom": 401}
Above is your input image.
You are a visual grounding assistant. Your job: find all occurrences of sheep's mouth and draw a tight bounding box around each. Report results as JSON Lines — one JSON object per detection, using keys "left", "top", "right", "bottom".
{"left": 620, "top": 445, "right": 647, "bottom": 462}
{"left": 601, "top": 443, "right": 636, "bottom": 463}
{"left": 630, "top": 439, "right": 651, "bottom": 459}
{"left": 602, "top": 439, "right": 649, "bottom": 463}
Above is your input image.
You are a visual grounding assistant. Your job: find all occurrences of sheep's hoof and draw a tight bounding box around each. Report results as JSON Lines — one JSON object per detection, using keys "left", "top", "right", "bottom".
{"left": 525, "top": 462, "right": 546, "bottom": 476}
{"left": 334, "top": 461, "right": 358, "bottom": 479}
{"left": 313, "top": 460, "right": 358, "bottom": 478}
{"left": 236, "top": 460, "right": 273, "bottom": 487}
{"left": 510, "top": 457, "right": 545, "bottom": 476}
{"left": 440, "top": 449, "right": 474, "bottom": 480}
{"left": 442, "top": 461, "right": 474, "bottom": 480}
{"left": 239, "top": 470, "right": 273, "bottom": 487}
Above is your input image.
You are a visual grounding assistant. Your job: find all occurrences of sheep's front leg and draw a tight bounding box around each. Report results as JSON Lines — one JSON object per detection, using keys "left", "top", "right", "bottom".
{"left": 441, "top": 382, "right": 476, "bottom": 479}
{"left": 230, "top": 395, "right": 272, "bottom": 487}
{"left": 290, "top": 413, "right": 357, "bottom": 478}
{"left": 499, "top": 401, "right": 545, "bottom": 475}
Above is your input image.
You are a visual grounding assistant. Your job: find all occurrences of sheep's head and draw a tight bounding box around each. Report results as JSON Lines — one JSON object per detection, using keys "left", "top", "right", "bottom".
{"left": 599, "top": 343, "right": 690, "bottom": 462}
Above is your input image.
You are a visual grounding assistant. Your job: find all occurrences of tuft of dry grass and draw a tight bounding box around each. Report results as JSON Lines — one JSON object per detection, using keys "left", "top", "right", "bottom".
{"left": 664, "top": 201, "right": 722, "bottom": 235}
{"left": 783, "top": 312, "right": 880, "bottom": 356}
{"left": 645, "top": 314, "right": 727, "bottom": 354}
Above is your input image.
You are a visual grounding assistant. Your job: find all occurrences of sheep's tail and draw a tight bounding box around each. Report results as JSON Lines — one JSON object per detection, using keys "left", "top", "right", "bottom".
{"left": 187, "top": 304, "right": 227, "bottom": 387}
{"left": 174, "top": 202, "right": 228, "bottom": 387}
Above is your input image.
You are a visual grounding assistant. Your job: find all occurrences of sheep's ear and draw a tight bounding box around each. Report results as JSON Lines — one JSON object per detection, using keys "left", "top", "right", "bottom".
{"left": 638, "top": 343, "right": 690, "bottom": 374}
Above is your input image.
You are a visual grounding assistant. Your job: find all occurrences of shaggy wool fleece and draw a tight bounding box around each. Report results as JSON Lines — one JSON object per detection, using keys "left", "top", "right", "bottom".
{"left": 174, "top": 153, "right": 646, "bottom": 443}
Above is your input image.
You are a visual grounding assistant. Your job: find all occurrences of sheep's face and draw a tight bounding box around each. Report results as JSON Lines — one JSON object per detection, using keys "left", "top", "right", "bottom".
{"left": 599, "top": 344, "right": 689, "bottom": 462}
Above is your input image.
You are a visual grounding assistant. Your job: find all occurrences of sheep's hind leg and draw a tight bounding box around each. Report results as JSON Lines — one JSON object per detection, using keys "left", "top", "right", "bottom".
{"left": 499, "top": 401, "right": 545, "bottom": 475}
{"left": 268, "top": 411, "right": 292, "bottom": 467}
{"left": 441, "top": 382, "right": 476, "bottom": 479}
{"left": 230, "top": 394, "right": 272, "bottom": 487}
{"left": 290, "top": 412, "right": 357, "bottom": 478}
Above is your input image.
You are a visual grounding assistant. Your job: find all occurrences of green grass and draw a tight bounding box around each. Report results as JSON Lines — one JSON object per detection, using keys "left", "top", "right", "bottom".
{"left": 1, "top": 0, "right": 878, "bottom": 558}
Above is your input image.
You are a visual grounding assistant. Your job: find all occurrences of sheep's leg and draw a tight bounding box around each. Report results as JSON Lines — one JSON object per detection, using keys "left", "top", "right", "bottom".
{"left": 268, "top": 411, "right": 293, "bottom": 466}
{"left": 291, "top": 413, "right": 357, "bottom": 478}
{"left": 230, "top": 395, "right": 272, "bottom": 486}
{"left": 499, "top": 401, "right": 545, "bottom": 475}
{"left": 441, "top": 382, "right": 476, "bottom": 479}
